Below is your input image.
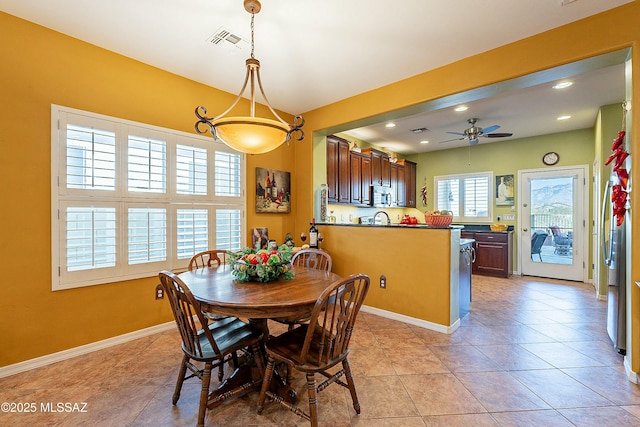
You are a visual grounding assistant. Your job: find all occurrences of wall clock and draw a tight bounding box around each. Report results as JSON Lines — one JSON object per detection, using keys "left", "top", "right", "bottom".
{"left": 542, "top": 151, "right": 559, "bottom": 166}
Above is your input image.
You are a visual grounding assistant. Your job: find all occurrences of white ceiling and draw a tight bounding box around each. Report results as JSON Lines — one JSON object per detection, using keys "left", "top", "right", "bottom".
{"left": 0, "top": 0, "right": 632, "bottom": 153}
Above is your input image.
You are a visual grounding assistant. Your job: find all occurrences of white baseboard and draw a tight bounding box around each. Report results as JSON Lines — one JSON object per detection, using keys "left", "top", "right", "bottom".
{"left": 0, "top": 321, "right": 175, "bottom": 379}
{"left": 624, "top": 355, "right": 639, "bottom": 384}
{"left": 361, "top": 305, "right": 460, "bottom": 334}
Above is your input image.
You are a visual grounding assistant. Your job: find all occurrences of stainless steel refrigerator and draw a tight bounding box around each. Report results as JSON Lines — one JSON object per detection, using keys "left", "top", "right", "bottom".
{"left": 602, "top": 178, "right": 627, "bottom": 355}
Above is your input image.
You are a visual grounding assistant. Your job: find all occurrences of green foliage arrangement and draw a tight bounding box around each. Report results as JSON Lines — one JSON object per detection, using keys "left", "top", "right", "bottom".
{"left": 228, "top": 245, "right": 294, "bottom": 283}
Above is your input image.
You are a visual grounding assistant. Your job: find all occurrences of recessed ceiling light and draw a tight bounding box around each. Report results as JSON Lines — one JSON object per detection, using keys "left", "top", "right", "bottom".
{"left": 557, "top": 115, "right": 571, "bottom": 121}
{"left": 385, "top": 123, "right": 396, "bottom": 128}
{"left": 420, "top": 140, "right": 429, "bottom": 144}
{"left": 553, "top": 81, "right": 573, "bottom": 89}
{"left": 454, "top": 105, "right": 468, "bottom": 112}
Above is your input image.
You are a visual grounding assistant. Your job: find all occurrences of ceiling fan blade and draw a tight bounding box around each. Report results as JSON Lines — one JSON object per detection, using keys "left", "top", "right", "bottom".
{"left": 485, "top": 132, "right": 513, "bottom": 138}
{"left": 438, "top": 137, "right": 466, "bottom": 144}
{"left": 446, "top": 131, "right": 466, "bottom": 136}
{"left": 480, "top": 125, "right": 500, "bottom": 134}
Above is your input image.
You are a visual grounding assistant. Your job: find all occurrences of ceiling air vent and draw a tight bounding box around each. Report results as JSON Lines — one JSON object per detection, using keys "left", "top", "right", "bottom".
{"left": 207, "top": 27, "right": 247, "bottom": 50}
{"left": 411, "top": 127, "right": 429, "bottom": 133}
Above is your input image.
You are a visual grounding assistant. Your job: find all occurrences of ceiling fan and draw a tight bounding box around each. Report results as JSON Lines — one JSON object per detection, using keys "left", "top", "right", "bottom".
{"left": 439, "top": 118, "right": 513, "bottom": 145}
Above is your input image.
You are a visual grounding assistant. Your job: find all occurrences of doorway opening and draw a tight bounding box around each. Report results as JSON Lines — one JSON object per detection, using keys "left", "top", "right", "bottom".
{"left": 519, "top": 166, "right": 588, "bottom": 282}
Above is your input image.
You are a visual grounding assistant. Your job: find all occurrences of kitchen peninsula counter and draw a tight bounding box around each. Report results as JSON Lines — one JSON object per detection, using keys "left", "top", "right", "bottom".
{"left": 318, "top": 222, "right": 463, "bottom": 230}
{"left": 317, "top": 223, "right": 465, "bottom": 333}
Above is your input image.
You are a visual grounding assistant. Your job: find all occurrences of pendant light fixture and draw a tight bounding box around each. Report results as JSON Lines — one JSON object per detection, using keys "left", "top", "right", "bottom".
{"left": 194, "top": 0, "right": 304, "bottom": 154}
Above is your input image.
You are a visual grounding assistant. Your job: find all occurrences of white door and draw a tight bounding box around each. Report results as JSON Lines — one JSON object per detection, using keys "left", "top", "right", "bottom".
{"left": 519, "top": 166, "right": 588, "bottom": 282}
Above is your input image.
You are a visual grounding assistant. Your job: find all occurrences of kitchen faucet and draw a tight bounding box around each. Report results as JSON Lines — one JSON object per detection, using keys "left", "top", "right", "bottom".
{"left": 373, "top": 211, "right": 391, "bottom": 226}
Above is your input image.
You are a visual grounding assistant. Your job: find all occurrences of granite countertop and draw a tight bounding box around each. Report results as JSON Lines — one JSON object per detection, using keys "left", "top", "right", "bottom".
{"left": 318, "top": 223, "right": 464, "bottom": 229}
{"left": 456, "top": 224, "right": 515, "bottom": 232}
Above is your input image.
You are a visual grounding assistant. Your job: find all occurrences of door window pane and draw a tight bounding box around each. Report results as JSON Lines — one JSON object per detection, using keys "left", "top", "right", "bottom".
{"left": 530, "top": 176, "right": 574, "bottom": 265}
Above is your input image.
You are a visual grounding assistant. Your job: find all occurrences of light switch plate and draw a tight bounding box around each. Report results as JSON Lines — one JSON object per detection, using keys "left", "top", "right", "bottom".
{"left": 503, "top": 214, "right": 516, "bottom": 221}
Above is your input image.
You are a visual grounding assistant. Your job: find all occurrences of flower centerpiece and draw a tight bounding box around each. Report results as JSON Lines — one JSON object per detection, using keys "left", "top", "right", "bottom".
{"left": 228, "top": 245, "right": 294, "bottom": 283}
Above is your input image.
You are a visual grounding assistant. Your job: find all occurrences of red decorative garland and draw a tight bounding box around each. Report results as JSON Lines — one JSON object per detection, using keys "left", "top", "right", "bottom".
{"left": 604, "top": 104, "right": 630, "bottom": 226}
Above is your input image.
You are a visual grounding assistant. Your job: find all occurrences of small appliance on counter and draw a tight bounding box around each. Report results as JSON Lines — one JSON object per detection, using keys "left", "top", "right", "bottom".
{"left": 359, "top": 216, "right": 374, "bottom": 225}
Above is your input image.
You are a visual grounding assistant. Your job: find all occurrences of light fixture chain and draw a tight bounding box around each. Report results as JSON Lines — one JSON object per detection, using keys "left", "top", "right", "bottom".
{"left": 250, "top": 12, "right": 255, "bottom": 59}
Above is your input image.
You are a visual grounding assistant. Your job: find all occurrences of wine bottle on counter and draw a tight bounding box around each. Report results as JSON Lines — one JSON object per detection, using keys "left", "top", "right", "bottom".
{"left": 309, "top": 218, "right": 318, "bottom": 248}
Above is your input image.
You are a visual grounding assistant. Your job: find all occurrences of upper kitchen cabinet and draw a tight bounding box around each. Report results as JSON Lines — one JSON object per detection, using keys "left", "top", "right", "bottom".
{"left": 326, "top": 135, "right": 350, "bottom": 203}
{"left": 392, "top": 159, "right": 416, "bottom": 208}
{"left": 404, "top": 160, "right": 417, "bottom": 208}
{"left": 390, "top": 162, "right": 406, "bottom": 207}
{"left": 362, "top": 148, "right": 391, "bottom": 187}
{"left": 350, "top": 151, "right": 371, "bottom": 206}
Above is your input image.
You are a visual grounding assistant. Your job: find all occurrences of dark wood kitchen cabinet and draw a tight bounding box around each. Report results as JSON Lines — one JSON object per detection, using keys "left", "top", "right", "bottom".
{"left": 404, "top": 160, "right": 416, "bottom": 208}
{"left": 326, "top": 135, "right": 350, "bottom": 203}
{"left": 462, "top": 231, "right": 513, "bottom": 278}
{"left": 390, "top": 162, "right": 406, "bottom": 206}
{"left": 349, "top": 151, "right": 371, "bottom": 206}
{"left": 362, "top": 148, "right": 390, "bottom": 187}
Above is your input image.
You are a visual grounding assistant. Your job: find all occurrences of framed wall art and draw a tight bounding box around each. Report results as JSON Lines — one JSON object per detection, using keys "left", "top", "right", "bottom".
{"left": 251, "top": 228, "right": 269, "bottom": 249}
{"left": 496, "top": 174, "right": 515, "bottom": 206}
{"left": 256, "top": 167, "right": 291, "bottom": 213}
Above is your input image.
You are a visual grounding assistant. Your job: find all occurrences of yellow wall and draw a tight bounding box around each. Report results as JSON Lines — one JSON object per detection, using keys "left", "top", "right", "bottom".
{"left": 0, "top": 12, "right": 296, "bottom": 366}
{"left": 2, "top": 3, "right": 640, "bottom": 371}
{"left": 319, "top": 225, "right": 454, "bottom": 326}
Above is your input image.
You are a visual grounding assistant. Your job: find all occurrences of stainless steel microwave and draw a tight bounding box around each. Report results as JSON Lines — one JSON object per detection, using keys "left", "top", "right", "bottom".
{"left": 370, "top": 185, "right": 393, "bottom": 207}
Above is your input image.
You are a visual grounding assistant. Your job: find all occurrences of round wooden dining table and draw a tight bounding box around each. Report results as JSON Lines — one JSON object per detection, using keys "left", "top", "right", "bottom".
{"left": 177, "top": 264, "right": 341, "bottom": 408}
{"left": 180, "top": 264, "right": 341, "bottom": 321}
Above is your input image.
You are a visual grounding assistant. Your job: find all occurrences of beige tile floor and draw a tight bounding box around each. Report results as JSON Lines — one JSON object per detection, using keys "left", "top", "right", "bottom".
{"left": 3, "top": 274, "right": 640, "bottom": 426}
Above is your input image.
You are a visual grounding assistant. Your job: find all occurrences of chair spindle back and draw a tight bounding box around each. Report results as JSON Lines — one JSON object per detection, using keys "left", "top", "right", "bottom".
{"left": 159, "top": 270, "right": 222, "bottom": 358}
{"left": 291, "top": 249, "right": 332, "bottom": 272}
{"left": 301, "top": 274, "right": 369, "bottom": 367}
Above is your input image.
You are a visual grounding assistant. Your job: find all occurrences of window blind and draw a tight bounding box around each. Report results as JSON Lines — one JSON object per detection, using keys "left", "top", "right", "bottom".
{"left": 52, "top": 105, "right": 246, "bottom": 290}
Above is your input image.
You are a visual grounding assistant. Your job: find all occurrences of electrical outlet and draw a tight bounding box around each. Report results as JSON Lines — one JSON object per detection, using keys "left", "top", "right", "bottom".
{"left": 155, "top": 284, "right": 164, "bottom": 299}
{"left": 380, "top": 274, "right": 386, "bottom": 289}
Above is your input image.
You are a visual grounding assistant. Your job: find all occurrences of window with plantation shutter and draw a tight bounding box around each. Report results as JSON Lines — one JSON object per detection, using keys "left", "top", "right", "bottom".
{"left": 215, "top": 151, "right": 242, "bottom": 197}
{"left": 215, "top": 209, "right": 242, "bottom": 251}
{"left": 127, "top": 135, "right": 167, "bottom": 193}
{"left": 52, "top": 105, "right": 246, "bottom": 290}
{"left": 434, "top": 172, "right": 492, "bottom": 222}
{"left": 128, "top": 207, "right": 167, "bottom": 264}
{"left": 66, "top": 206, "right": 117, "bottom": 271}
{"left": 176, "top": 144, "right": 207, "bottom": 195}
{"left": 176, "top": 208, "right": 209, "bottom": 259}
{"left": 65, "top": 124, "right": 116, "bottom": 191}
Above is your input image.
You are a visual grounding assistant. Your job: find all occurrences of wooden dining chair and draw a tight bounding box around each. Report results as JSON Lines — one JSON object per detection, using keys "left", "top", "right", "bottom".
{"left": 188, "top": 249, "right": 233, "bottom": 380}
{"left": 272, "top": 249, "right": 333, "bottom": 331}
{"left": 257, "top": 273, "right": 370, "bottom": 427}
{"left": 291, "top": 248, "right": 332, "bottom": 272}
{"left": 159, "top": 270, "right": 265, "bottom": 427}
{"left": 188, "top": 249, "right": 229, "bottom": 271}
